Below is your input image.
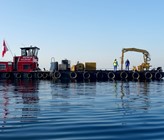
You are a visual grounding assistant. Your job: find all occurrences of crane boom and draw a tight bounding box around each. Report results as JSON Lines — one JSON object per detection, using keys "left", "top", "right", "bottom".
{"left": 121, "top": 48, "right": 151, "bottom": 70}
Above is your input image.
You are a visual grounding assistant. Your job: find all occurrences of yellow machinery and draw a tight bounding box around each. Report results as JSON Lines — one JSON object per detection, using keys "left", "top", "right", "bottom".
{"left": 85, "top": 62, "right": 96, "bottom": 71}
{"left": 121, "top": 48, "right": 151, "bottom": 71}
{"left": 71, "top": 62, "right": 96, "bottom": 71}
{"left": 76, "top": 63, "right": 85, "bottom": 71}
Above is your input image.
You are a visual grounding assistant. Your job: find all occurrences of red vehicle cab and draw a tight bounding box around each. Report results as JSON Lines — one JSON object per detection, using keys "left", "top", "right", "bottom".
{"left": 13, "top": 46, "right": 40, "bottom": 72}
{"left": 0, "top": 46, "right": 40, "bottom": 73}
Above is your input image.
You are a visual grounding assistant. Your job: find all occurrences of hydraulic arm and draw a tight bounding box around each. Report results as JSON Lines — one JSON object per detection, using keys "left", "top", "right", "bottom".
{"left": 121, "top": 48, "right": 151, "bottom": 71}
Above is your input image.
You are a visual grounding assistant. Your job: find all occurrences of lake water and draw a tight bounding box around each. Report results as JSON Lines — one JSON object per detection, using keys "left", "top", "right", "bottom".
{"left": 0, "top": 79, "right": 164, "bottom": 140}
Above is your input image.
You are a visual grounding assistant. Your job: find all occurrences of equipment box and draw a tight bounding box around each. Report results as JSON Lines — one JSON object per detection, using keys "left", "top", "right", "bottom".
{"left": 85, "top": 62, "right": 96, "bottom": 70}
{"left": 58, "top": 64, "right": 67, "bottom": 70}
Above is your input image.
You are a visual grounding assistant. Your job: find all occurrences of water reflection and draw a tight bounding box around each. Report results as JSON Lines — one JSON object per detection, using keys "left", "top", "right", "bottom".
{"left": 14, "top": 80, "right": 40, "bottom": 122}
{"left": 120, "top": 81, "right": 130, "bottom": 99}
{"left": 0, "top": 80, "right": 40, "bottom": 128}
{"left": 1, "top": 90, "right": 9, "bottom": 128}
{"left": 51, "top": 81, "right": 97, "bottom": 97}
{"left": 112, "top": 81, "right": 151, "bottom": 111}
{"left": 13, "top": 79, "right": 39, "bottom": 93}
{"left": 0, "top": 80, "right": 12, "bottom": 128}
{"left": 50, "top": 81, "right": 97, "bottom": 112}
{"left": 0, "top": 80, "right": 164, "bottom": 140}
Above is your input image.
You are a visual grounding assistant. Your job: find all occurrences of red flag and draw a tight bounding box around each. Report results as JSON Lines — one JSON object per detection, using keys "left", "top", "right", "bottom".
{"left": 2, "top": 40, "right": 8, "bottom": 57}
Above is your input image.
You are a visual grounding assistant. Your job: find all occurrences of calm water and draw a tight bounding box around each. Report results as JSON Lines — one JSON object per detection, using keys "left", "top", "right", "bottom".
{"left": 0, "top": 79, "right": 164, "bottom": 140}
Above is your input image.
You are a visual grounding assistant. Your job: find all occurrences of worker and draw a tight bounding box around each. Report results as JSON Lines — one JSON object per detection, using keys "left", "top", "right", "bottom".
{"left": 113, "top": 59, "right": 118, "bottom": 71}
{"left": 125, "top": 59, "right": 130, "bottom": 70}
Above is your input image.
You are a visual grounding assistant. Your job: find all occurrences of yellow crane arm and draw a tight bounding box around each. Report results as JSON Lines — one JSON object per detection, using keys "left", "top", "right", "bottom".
{"left": 121, "top": 48, "right": 151, "bottom": 70}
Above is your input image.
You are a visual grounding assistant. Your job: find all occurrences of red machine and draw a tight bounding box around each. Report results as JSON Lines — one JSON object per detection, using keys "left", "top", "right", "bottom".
{"left": 0, "top": 61, "right": 13, "bottom": 72}
{"left": 0, "top": 46, "right": 40, "bottom": 72}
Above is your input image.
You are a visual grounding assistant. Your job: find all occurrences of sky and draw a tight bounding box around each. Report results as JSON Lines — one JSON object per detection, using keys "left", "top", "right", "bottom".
{"left": 0, "top": 0, "right": 164, "bottom": 70}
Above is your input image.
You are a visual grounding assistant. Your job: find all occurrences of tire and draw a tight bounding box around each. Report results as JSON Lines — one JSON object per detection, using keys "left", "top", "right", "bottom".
{"left": 120, "top": 71, "right": 128, "bottom": 79}
{"left": 132, "top": 72, "right": 140, "bottom": 80}
{"left": 70, "top": 72, "right": 77, "bottom": 79}
{"left": 155, "top": 72, "right": 162, "bottom": 80}
{"left": 96, "top": 72, "right": 103, "bottom": 79}
{"left": 4, "top": 73, "right": 10, "bottom": 79}
{"left": 145, "top": 72, "right": 152, "bottom": 80}
{"left": 107, "top": 72, "right": 115, "bottom": 79}
{"left": 83, "top": 72, "right": 90, "bottom": 80}
{"left": 27, "top": 73, "right": 32, "bottom": 79}
{"left": 37, "top": 73, "right": 43, "bottom": 79}
{"left": 16, "top": 73, "right": 21, "bottom": 79}
{"left": 43, "top": 73, "right": 48, "bottom": 79}
{"left": 52, "top": 71, "right": 61, "bottom": 79}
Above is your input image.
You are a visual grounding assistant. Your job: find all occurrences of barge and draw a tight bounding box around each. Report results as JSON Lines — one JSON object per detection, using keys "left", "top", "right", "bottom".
{"left": 0, "top": 46, "right": 163, "bottom": 81}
